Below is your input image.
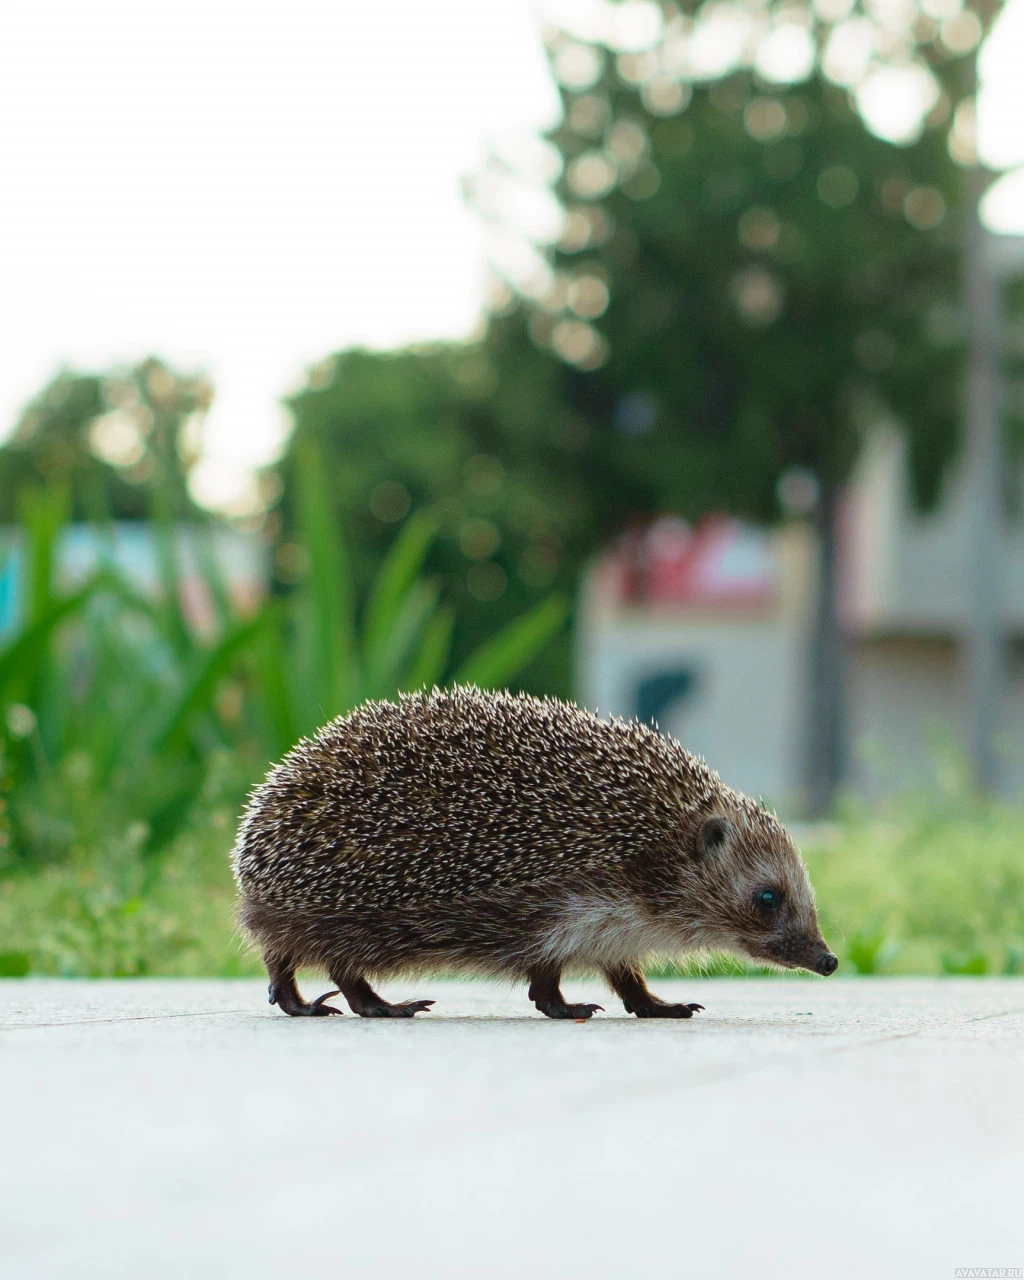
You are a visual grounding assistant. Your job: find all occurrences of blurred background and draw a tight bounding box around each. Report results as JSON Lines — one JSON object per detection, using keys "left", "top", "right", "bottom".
{"left": 2, "top": 0, "right": 1023, "bottom": 980}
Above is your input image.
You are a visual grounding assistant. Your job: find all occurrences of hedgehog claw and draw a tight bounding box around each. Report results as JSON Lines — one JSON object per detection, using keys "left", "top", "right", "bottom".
{"left": 308, "top": 990, "right": 344, "bottom": 1014}
{"left": 394, "top": 999, "right": 435, "bottom": 1017}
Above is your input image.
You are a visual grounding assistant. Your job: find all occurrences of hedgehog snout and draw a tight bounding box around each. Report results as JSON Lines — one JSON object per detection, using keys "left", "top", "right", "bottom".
{"left": 783, "top": 933, "right": 837, "bottom": 975}
{"left": 749, "top": 925, "right": 836, "bottom": 975}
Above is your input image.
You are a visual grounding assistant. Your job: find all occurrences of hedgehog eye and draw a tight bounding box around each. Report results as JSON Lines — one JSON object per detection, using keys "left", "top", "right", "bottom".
{"left": 756, "top": 888, "right": 780, "bottom": 911}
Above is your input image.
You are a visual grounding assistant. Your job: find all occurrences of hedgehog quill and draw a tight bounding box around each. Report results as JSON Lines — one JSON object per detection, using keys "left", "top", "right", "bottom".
{"left": 233, "top": 687, "right": 837, "bottom": 1019}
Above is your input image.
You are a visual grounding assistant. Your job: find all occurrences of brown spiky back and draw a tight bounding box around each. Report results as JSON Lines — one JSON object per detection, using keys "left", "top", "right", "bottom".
{"left": 232, "top": 686, "right": 726, "bottom": 912}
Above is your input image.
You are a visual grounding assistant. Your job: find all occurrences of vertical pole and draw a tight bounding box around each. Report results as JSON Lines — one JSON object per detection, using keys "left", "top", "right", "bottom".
{"left": 962, "top": 169, "right": 1004, "bottom": 793}
{"left": 805, "top": 481, "right": 845, "bottom": 817}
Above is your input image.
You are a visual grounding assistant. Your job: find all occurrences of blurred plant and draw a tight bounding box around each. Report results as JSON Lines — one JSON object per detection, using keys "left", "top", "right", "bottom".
{"left": 0, "top": 950, "right": 31, "bottom": 977}
{"left": 845, "top": 922, "right": 899, "bottom": 976}
{"left": 802, "top": 781, "right": 1024, "bottom": 975}
{"left": 0, "top": 444, "right": 568, "bottom": 866}
{"left": 940, "top": 950, "right": 989, "bottom": 975}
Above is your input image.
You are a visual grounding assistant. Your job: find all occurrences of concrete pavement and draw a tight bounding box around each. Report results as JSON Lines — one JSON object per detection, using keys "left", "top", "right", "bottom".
{"left": 2, "top": 977, "right": 1022, "bottom": 1280}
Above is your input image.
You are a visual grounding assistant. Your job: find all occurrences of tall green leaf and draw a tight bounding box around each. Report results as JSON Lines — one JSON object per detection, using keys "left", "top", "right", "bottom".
{"left": 364, "top": 578, "right": 440, "bottom": 698}
{"left": 146, "top": 484, "right": 191, "bottom": 658}
{"left": 402, "top": 604, "right": 455, "bottom": 693}
{"left": 256, "top": 604, "right": 300, "bottom": 758}
{"left": 452, "top": 595, "right": 570, "bottom": 690}
{"left": 361, "top": 509, "right": 436, "bottom": 662}
{"left": 18, "top": 485, "right": 69, "bottom": 624}
{"left": 154, "top": 612, "right": 268, "bottom": 752}
{"left": 0, "top": 581, "right": 100, "bottom": 698}
{"left": 294, "top": 435, "right": 358, "bottom": 721}
{"left": 190, "top": 520, "right": 234, "bottom": 633}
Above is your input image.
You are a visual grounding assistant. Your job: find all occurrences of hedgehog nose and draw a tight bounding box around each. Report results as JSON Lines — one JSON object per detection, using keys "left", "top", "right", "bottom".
{"left": 816, "top": 952, "right": 838, "bottom": 976}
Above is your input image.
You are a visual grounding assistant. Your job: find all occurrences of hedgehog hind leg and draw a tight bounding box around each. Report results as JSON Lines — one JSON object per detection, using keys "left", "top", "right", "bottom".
{"left": 266, "top": 956, "right": 344, "bottom": 1017}
{"left": 329, "top": 971, "right": 434, "bottom": 1019}
{"left": 528, "top": 968, "right": 603, "bottom": 1020}
{"left": 603, "top": 964, "right": 703, "bottom": 1019}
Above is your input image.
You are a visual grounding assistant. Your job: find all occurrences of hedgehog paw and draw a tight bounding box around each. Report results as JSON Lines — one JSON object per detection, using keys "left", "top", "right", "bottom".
{"left": 537, "top": 1001, "right": 604, "bottom": 1020}
{"left": 633, "top": 1001, "right": 704, "bottom": 1019}
{"left": 356, "top": 998, "right": 435, "bottom": 1019}
{"left": 268, "top": 982, "right": 344, "bottom": 1016}
{"left": 331, "top": 975, "right": 435, "bottom": 1018}
{"left": 566, "top": 1002, "right": 603, "bottom": 1020}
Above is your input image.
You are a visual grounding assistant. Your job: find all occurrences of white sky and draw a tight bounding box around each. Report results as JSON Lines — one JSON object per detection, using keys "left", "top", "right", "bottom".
{"left": 2, "top": 0, "right": 1024, "bottom": 513}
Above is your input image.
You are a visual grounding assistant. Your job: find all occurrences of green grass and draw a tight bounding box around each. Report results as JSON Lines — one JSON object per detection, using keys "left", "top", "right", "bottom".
{"left": 0, "top": 754, "right": 256, "bottom": 978}
{"left": 2, "top": 786, "right": 1022, "bottom": 978}
{"left": 801, "top": 796, "right": 1024, "bottom": 977}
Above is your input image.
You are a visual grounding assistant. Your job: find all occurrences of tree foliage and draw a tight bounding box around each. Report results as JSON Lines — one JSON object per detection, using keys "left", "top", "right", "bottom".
{"left": 483, "top": 2, "right": 990, "bottom": 520}
{"left": 0, "top": 357, "right": 212, "bottom": 522}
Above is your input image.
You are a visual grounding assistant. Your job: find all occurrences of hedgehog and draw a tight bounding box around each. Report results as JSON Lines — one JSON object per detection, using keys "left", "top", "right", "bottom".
{"left": 232, "top": 686, "right": 837, "bottom": 1019}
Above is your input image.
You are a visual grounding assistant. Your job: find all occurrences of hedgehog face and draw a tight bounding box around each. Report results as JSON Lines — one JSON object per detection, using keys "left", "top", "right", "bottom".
{"left": 689, "top": 808, "right": 837, "bottom": 977}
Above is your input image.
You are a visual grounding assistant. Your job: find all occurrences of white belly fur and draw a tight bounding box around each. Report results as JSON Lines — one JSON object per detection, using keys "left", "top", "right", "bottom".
{"left": 537, "top": 894, "right": 687, "bottom": 972}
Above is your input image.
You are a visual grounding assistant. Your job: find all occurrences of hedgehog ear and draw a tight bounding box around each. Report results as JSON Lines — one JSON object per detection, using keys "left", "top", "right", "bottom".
{"left": 696, "top": 815, "right": 731, "bottom": 859}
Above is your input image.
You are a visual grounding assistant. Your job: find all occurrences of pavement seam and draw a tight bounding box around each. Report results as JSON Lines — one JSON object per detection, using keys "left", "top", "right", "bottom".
{"left": 810, "top": 1003, "right": 1024, "bottom": 1059}
{"left": 0, "top": 1009, "right": 252, "bottom": 1031}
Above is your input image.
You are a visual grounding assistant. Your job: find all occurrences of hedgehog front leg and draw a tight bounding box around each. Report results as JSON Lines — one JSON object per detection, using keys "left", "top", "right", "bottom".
{"left": 329, "top": 971, "right": 435, "bottom": 1018}
{"left": 528, "top": 968, "right": 604, "bottom": 1020}
{"left": 603, "top": 964, "right": 704, "bottom": 1019}
{"left": 266, "top": 956, "right": 344, "bottom": 1016}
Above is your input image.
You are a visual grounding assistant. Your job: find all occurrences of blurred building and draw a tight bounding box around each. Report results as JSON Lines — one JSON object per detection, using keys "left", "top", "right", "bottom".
{"left": 577, "top": 430, "right": 1024, "bottom": 807}
{"left": 843, "top": 426, "right": 1024, "bottom": 797}
{"left": 577, "top": 515, "right": 812, "bottom": 805}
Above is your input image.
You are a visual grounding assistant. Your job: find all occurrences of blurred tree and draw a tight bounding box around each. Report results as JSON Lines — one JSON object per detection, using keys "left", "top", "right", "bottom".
{"left": 0, "top": 357, "right": 213, "bottom": 521}
{"left": 474, "top": 0, "right": 1002, "bottom": 813}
